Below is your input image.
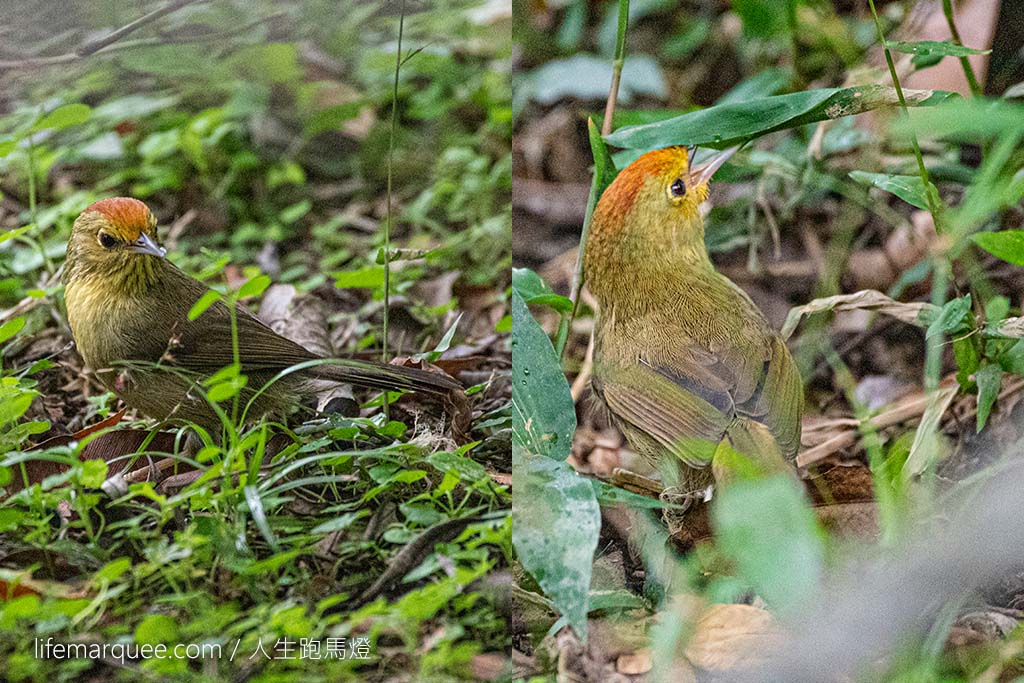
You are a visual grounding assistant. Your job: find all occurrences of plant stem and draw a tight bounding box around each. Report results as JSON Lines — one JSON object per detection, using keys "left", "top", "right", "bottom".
{"left": 601, "top": 0, "right": 629, "bottom": 136}
{"left": 383, "top": 0, "right": 406, "bottom": 418}
{"left": 868, "top": 0, "right": 950, "bottom": 482}
{"left": 866, "top": 0, "right": 942, "bottom": 232}
{"left": 25, "top": 133, "right": 53, "bottom": 275}
{"left": 941, "top": 0, "right": 982, "bottom": 97}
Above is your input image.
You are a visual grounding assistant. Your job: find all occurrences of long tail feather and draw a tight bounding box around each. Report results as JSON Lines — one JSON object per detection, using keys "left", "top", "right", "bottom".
{"left": 307, "top": 359, "right": 460, "bottom": 396}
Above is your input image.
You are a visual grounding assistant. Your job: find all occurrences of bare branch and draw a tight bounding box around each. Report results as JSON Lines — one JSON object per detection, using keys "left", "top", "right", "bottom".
{"left": 0, "top": 0, "right": 204, "bottom": 72}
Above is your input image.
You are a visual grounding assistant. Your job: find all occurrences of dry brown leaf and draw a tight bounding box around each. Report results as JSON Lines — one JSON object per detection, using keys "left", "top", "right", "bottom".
{"left": 684, "top": 603, "right": 782, "bottom": 671}
{"left": 616, "top": 649, "right": 653, "bottom": 675}
{"left": 782, "top": 289, "right": 935, "bottom": 339}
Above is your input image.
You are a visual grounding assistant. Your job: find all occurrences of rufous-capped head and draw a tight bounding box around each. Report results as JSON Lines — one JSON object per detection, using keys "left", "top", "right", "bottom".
{"left": 582, "top": 145, "right": 739, "bottom": 292}
{"left": 593, "top": 145, "right": 739, "bottom": 226}
{"left": 73, "top": 197, "right": 165, "bottom": 259}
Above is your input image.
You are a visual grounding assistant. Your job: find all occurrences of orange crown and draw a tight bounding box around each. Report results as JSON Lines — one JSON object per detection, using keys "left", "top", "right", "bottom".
{"left": 83, "top": 197, "right": 153, "bottom": 237}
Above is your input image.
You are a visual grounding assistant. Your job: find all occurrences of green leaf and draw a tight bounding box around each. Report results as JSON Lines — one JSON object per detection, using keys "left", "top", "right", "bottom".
{"left": 953, "top": 336, "right": 980, "bottom": 390}
{"left": 207, "top": 375, "right": 248, "bottom": 402}
{"left": 188, "top": 290, "right": 222, "bottom": 320}
{"left": 334, "top": 265, "right": 385, "bottom": 289}
{"left": 925, "top": 295, "right": 972, "bottom": 340}
{"left": 30, "top": 103, "right": 91, "bottom": 133}
{"left": 713, "top": 475, "right": 824, "bottom": 616}
{"left": 588, "top": 117, "right": 617, "bottom": 194}
{"left": 311, "top": 511, "right": 366, "bottom": 534}
{"left": 512, "top": 268, "right": 572, "bottom": 314}
{"left": 973, "top": 230, "right": 1024, "bottom": 266}
{"left": 887, "top": 40, "right": 991, "bottom": 58}
{"left": 513, "top": 444, "right": 599, "bottom": 641}
{"left": 975, "top": 363, "right": 1002, "bottom": 433}
{"left": 511, "top": 290, "right": 575, "bottom": 460}
{"left": 605, "top": 85, "right": 954, "bottom": 150}
{"left": 0, "top": 317, "right": 26, "bottom": 345}
{"left": 412, "top": 313, "right": 462, "bottom": 362}
{"left": 279, "top": 200, "right": 311, "bottom": 224}
{"left": 135, "top": 614, "right": 179, "bottom": 645}
{"left": 237, "top": 275, "right": 270, "bottom": 300}
{"left": 849, "top": 171, "right": 936, "bottom": 211}
{"left": 732, "top": 0, "right": 789, "bottom": 38}
{"left": 94, "top": 558, "right": 132, "bottom": 584}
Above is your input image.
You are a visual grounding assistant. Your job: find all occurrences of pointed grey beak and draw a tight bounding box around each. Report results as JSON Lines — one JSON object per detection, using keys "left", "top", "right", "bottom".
{"left": 128, "top": 232, "right": 167, "bottom": 258}
{"left": 689, "top": 145, "right": 741, "bottom": 187}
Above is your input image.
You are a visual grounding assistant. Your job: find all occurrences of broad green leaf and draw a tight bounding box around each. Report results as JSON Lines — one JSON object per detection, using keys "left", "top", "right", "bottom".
{"left": 207, "top": 375, "right": 248, "bottom": 402}
{"left": 973, "top": 230, "right": 1024, "bottom": 266}
{"left": 605, "top": 85, "right": 954, "bottom": 150}
{"left": 237, "top": 275, "right": 270, "bottom": 300}
{"left": 0, "top": 317, "right": 26, "bottom": 345}
{"left": 713, "top": 475, "right": 824, "bottom": 616}
{"left": 975, "top": 363, "right": 1002, "bottom": 433}
{"left": 188, "top": 290, "right": 222, "bottom": 320}
{"left": 849, "top": 171, "right": 936, "bottom": 211}
{"left": 512, "top": 268, "right": 572, "bottom": 314}
{"left": 334, "top": 265, "right": 385, "bottom": 289}
{"left": 887, "top": 40, "right": 991, "bottom": 58}
{"left": 511, "top": 290, "right": 575, "bottom": 460}
{"left": 513, "top": 444, "right": 599, "bottom": 641}
{"left": 30, "top": 103, "right": 92, "bottom": 132}
{"left": 203, "top": 363, "right": 241, "bottom": 387}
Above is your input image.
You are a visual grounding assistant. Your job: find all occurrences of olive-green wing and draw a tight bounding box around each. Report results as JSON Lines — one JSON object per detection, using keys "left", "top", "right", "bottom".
{"left": 597, "top": 334, "right": 802, "bottom": 467}
{"left": 160, "top": 272, "right": 459, "bottom": 395}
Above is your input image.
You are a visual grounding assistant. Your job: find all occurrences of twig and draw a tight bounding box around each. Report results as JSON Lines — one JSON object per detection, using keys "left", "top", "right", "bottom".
{"left": 350, "top": 514, "right": 487, "bottom": 608}
{"left": 79, "top": 0, "right": 202, "bottom": 57}
{"left": 0, "top": 0, "right": 204, "bottom": 71}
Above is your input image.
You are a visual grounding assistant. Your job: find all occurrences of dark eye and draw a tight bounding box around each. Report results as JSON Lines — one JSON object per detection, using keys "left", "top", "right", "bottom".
{"left": 98, "top": 232, "right": 118, "bottom": 249}
{"left": 670, "top": 178, "right": 687, "bottom": 197}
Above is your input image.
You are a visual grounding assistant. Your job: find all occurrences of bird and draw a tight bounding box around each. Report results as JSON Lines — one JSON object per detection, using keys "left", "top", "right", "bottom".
{"left": 62, "top": 197, "right": 461, "bottom": 433}
{"left": 582, "top": 146, "right": 803, "bottom": 504}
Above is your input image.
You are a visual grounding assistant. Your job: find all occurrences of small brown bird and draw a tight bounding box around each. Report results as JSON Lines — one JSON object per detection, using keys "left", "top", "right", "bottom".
{"left": 63, "top": 197, "right": 460, "bottom": 432}
{"left": 583, "top": 146, "right": 803, "bottom": 501}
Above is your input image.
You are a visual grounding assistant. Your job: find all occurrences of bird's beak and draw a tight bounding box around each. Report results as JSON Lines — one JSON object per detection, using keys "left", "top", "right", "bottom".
{"left": 688, "top": 145, "right": 741, "bottom": 187}
{"left": 128, "top": 233, "right": 167, "bottom": 258}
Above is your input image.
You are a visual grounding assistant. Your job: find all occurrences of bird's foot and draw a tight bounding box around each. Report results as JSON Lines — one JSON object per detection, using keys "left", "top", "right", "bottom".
{"left": 660, "top": 486, "right": 711, "bottom": 537}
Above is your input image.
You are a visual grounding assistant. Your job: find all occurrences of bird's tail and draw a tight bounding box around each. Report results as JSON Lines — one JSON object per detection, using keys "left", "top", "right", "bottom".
{"left": 711, "top": 417, "right": 799, "bottom": 486}
{"left": 306, "top": 358, "right": 461, "bottom": 397}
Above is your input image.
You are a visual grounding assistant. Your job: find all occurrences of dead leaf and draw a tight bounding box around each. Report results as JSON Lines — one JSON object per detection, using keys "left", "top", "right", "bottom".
{"left": 782, "top": 289, "right": 935, "bottom": 339}
{"left": 616, "top": 649, "right": 653, "bottom": 675}
{"left": 684, "top": 603, "right": 783, "bottom": 671}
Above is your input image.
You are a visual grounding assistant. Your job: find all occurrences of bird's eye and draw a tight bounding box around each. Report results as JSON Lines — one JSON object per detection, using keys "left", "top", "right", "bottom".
{"left": 98, "top": 232, "right": 118, "bottom": 249}
{"left": 669, "top": 178, "right": 687, "bottom": 198}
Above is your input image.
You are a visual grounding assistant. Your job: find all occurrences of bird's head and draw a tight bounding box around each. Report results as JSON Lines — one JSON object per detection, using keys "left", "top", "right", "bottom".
{"left": 584, "top": 145, "right": 737, "bottom": 291}
{"left": 64, "top": 198, "right": 166, "bottom": 289}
